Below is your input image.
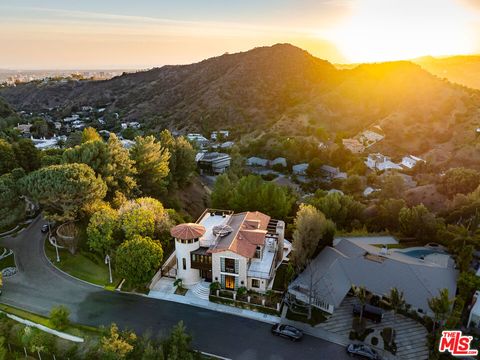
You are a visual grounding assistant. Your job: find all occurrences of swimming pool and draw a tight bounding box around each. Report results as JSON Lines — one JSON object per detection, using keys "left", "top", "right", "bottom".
{"left": 396, "top": 248, "right": 445, "bottom": 258}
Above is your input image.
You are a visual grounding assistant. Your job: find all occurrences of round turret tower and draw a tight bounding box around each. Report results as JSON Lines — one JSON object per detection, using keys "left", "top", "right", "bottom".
{"left": 170, "top": 223, "right": 206, "bottom": 287}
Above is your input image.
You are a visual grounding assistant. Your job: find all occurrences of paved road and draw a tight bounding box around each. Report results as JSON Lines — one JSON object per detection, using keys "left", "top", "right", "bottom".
{"left": 0, "top": 217, "right": 350, "bottom": 359}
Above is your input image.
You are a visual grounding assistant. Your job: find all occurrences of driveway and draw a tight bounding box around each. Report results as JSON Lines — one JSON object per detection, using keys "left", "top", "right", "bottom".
{"left": 0, "top": 216, "right": 350, "bottom": 360}
{"left": 319, "top": 297, "right": 429, "bottom": 360}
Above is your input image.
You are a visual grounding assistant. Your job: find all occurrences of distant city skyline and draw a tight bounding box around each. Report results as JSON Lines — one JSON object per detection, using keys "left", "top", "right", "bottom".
{"left": 1, "top": 0, "right": 479, "bottom": 69}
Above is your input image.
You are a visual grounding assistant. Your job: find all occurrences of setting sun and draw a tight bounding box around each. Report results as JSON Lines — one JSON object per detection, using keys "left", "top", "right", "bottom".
{"left": 320, "top": 0, "right": 478, "bottom": 62}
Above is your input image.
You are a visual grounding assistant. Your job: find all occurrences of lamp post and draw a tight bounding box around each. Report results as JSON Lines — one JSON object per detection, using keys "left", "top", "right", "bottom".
{"left": 105, "top": 255, "right": 112, "bottom": 284}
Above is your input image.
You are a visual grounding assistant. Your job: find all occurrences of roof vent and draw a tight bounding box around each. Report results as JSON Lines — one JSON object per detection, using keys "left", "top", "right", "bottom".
{"left": 213, "top": 224, "right": 233, "bottom": 237}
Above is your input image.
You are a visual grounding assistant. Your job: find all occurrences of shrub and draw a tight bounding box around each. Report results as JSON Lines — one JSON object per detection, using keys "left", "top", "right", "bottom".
{"left": 236, "top": 287, "right": 247, "bottom": 296}
{"left": 209, "top": 282, "right": 221, "bottom": 292}
{"left": 371, "top": 336, "right": 378, "bottom": 346}
{"left": 49, "top": 305, "right": 70, "bottom": 330}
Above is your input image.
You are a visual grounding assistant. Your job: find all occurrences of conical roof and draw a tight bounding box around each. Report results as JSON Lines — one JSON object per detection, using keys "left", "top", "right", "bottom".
{"left": 170, "top": 223, "right": 206, "bottom": 240}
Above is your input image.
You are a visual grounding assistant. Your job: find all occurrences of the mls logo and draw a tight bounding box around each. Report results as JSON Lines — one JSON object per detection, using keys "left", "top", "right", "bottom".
{"left": 439, "top": 330, "right": 478, "bottom": 357}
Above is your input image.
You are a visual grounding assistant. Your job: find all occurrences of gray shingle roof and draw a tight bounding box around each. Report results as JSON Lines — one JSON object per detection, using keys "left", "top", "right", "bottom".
{"left": 289, "top": 238, "right": 458, "bottom": 313}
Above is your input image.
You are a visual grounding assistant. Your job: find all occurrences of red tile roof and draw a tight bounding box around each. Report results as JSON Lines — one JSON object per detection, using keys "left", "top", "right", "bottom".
{"left": 171, "top": 223, "right": 206, "bottom": 240}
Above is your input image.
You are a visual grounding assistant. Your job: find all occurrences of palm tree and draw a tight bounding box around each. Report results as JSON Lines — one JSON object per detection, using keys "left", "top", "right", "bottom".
{"left": 389, "top": 287, "right": 405, "bottom": 345}
{"left": 353, "top": 285, "right": 368, "bottom": 327}
{"left": 428, "top": 288, "right": 453, "bottom": 333}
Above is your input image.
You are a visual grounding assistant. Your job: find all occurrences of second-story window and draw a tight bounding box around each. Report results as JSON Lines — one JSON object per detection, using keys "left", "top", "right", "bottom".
{"left": 224, "top": 258, "right": 235, "bottom": 273}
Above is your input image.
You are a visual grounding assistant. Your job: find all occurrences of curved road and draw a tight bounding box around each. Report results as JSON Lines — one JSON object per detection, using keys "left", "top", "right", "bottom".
{"left": 0, "top": 217, "right": 349, "bottom": 359}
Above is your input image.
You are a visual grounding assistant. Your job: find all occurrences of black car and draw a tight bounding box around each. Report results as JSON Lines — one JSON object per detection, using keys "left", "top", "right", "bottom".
{"left": 353, "top": 304, "right": 383, "bottom": 323}
{"left": 346, "top": 344, "right": 381, "bottom": 359}
{"left": 271, "top": 323, "right": 303, "bottom": 341}
{"left": 41, "top": 224, "right": 49, "bottom": 233}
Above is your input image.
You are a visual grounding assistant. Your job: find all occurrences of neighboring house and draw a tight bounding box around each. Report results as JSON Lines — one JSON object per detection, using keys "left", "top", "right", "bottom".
{"left": 15, "top": 123, "right": 32, "bottom": 134}
{"left": 120, "top": 139, "right": 135, "bottom": 149}
{"left": 401, "top": 155, "right": 425, "bottom": 169}
{"left": 288, "top": 236, "right": 457, "bottom": 315}
{"left": 358, "top": 130, "right": 384, "bottom": 147}
{"left": 343, "top": 139, "right": 365, "bottom": 154}
{"left": 321, "top": 165, "right": 347, "bottom": 180}
{"left": 121, "top": 121, "right": 141, "bottom": 130}
{"left": 197, "top": 152, "right": 231, "bottom": 175}
{"left": 271, "top": 157, "right": 287, "bottom": 168}
{"left": 211, "top": 130, "right": 230, "bottom": 140}
{"left": 54, "top": 122, "right": 62, "bottom": 130}
{"left": 171, "top": 209, "right": 285, "bottom": 292}
{"left": 31, "top": 135, "right": 66, "bottom": 149}
{"left": 246, "top": 157, "right": 269, "bottom": 167}
{"left": 467, "top": 290, "right": 480, "bottom": 328}
{"left": 187, "top": 133, "right": 210, "bottom": 148}
{"left": 365, "top": 153, "right": 402, "bottom": 171}
{"left": 292, "top": 163, "right": 309, "bottom": 175}
{"left": 63, "top": 114, "right": 80, "bottom": 122}
{"left": 363, "top": 186, "right": 379, "bottom": 197}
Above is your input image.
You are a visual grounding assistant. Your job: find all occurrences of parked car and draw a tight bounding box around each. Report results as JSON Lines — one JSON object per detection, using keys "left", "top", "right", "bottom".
{"left": 346, "top": 344, "right": 381, "bottom": 359}
{"left": 353, "top": 304, "right": 383, "bottom": 323}
{"left": 41, "top": 224, "right": 49, "bottom": 233}
{"left": 271, "top": 323, "right": 303, "bottom": 341}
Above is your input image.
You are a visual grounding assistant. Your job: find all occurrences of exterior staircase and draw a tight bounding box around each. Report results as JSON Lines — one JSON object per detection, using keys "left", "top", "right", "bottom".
{"left": 191, "top": 281, "right": 211, "bottom": 300}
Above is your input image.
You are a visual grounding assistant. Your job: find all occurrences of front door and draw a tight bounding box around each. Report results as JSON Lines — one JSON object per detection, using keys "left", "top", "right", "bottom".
{"left": 225, "top": 275, "right": 235, "bottom": 290}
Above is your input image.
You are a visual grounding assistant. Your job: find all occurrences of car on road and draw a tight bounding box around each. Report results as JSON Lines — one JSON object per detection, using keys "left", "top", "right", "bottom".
{"left": 41, "top": 224, "right": 49, "bottom": 233}
{"left": 353, "top": 304, "right": 383, "bottom": 323}
{"left": 271, "top": 323, "right": 303, "bottom": 341}
{"left": 346, "top": 344, "right": 381, "bottom": 359}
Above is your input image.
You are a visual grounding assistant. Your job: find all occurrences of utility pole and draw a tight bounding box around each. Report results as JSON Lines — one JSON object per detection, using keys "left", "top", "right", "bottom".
{"left": 105, "top": 255, "right": 113, "bottom": 284}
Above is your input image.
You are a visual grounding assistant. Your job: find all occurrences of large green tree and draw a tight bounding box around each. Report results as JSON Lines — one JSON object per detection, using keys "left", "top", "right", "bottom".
{"left": 399, "top": 204, "right": 439, "bottom": 242}
{"left": 62, "top": 133, "right": 136, "bottom": 196}
{"left": 438, "top": 167, "right": 480, "bottom": 198}
{"left": 211, "top": 174, "right": 233, "bottom": 209}
{"left": 130, "top": 135, "right": 170, "bottom": 196}
{"left": 308, "top": 191, "right": 365, "bottom": 230}
{"left": 0, "top": 139, "right": 16, "bottom": 175}
{"left": 291, "top": 204, "right": 335, "bottom": 269}
{"left": 21, "top": 163, "right": 107, "bottom": 221}
{"left": 227, "top": 175, "right": 295, "bottom": 219}
{"left": 116, "top": 235, "right": 163, "bottom": 286}
{"left": 12, "top": 139, "right": 40, "bottom": 173}
{"left": 161, "top": 321, "right": 195, "bottom": 360}
{"left": 87, "top": 206, "right": 120, "bottom": 256}
{"left": 160, "top": 130, "right": 196, "bottom": 186}
{"left": 0, "top": 173, "right": 25, "bottom": 230}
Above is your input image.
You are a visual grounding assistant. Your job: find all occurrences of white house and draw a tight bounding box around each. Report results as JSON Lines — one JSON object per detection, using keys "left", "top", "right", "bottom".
{"left": 467, "top": 290, "right": 480, "bottom": 328}
{"left": 271, "top": 157, "right": 287, "bottom": 168}
{"left": 211, "top": 130, "right": 229, "bottom": 140}
{"left": 401, "top": 155, "right": 425, "bottom": 169}
{"left": 358, "top": 130, "right": 384, "bottom": 147}
{"left": 197, "top": 152, "right": 231, "bottom": 175}
{"left": 365, "top": 153, "right": 402, "bottom": 171}
{"left": 170, "top": 209, "right": 285, "bottom": 293}
{"left": 292, "top": 163, "right": 309, "bottom": 175}
{"left": 187, "top": 133, "right": 210, "bottom": 148}
{"left": 246, "top": 157, "right": 269, "bottom": 167}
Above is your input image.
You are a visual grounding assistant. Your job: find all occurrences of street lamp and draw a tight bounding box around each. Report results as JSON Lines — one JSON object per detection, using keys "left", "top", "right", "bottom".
{"left": 105, "top": 255, "right": 113, "bottom": 284}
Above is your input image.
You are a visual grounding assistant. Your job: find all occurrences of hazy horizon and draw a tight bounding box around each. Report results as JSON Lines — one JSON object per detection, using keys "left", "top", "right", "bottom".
{"left": 2, "top": 0, "right": 480, "bottom": 69}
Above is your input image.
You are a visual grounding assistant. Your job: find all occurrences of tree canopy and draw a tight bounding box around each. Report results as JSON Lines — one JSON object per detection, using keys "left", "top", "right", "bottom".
{"left": 87, "top": 206, "right": 120, "bottom": 256}
{"left": 115, "top": 235, "right": 163, "bottom": 286}
{"left": 438, "top": 167, "right": 480, "bottom": 198}
{"left": 130, "top": 135, "right": 170, "bottom": 196}
{"left": 21, "top": 163, "right": 107, "bottom": 221}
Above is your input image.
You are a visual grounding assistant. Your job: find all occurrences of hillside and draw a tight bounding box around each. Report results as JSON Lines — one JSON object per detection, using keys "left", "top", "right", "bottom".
{"left": 1, "top": 44, "right": 480, "bottom": 166}
{"left": 413, "top": 55, "right": 480, "bottom": 90}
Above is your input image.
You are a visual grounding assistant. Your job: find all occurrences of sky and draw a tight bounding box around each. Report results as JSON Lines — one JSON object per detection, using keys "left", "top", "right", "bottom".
{"left": 1, "top": 0, "right": 479, "bottom": 69}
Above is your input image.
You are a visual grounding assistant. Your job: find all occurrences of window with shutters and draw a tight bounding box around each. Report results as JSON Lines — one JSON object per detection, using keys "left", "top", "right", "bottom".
{"left": 224, "top": 258, "right": 235, "bottom": 273}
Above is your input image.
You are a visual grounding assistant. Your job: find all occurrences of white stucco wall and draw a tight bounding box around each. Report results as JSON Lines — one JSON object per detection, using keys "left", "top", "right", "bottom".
{"left": 212, "top": 250, "right": 247, "bottom": 289}
{"left": 175, "top": 238, "right": 201, "bottom": 287}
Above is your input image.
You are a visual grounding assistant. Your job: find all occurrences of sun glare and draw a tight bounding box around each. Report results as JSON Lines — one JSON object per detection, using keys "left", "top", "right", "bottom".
{"left": 322, "top": 0, "right": 477, "bottom": 63}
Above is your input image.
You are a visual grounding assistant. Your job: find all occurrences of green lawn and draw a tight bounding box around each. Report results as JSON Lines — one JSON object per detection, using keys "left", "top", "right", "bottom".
{"left": 0, "top": 303, "right": 101, "bottom": 338}
{"left": 44, "top": 242, "right": 120, "bottom": 288}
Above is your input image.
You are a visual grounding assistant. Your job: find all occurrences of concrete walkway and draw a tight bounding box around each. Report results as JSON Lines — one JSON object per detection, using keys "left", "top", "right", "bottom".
{"left": 148, "top": 278, "right": 280, "bottom": 324}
